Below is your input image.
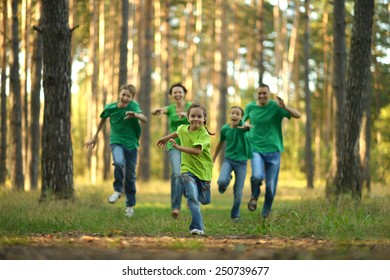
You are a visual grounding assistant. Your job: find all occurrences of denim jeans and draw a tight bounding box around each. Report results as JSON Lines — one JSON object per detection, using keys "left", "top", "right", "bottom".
{"left": 168, "top": 149, "right": 184, "bottom": 210}
{"left": 111, "top": 144, "right": 138, "bottom": 207}
{"left": 180, "top": 172, "right": 211, "bottom": 231}
{"left": 250, "top": 151, "right": 281, "bottom": 218}
{"left": 217, "top": 158, "right": 247, "bottom": 219}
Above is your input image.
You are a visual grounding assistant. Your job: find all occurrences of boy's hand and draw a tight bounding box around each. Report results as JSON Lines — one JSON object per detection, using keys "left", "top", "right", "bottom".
{"left": 84, "top": 138, "right": 97, "bottom": 149}
{"left": 124, "top": 111, "right": 136, "bottom": 119}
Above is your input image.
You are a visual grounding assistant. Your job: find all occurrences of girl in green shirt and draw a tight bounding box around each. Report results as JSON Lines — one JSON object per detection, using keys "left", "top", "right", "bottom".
{"left": 157, "top": 103, "right": 214, "bottom": 235}
{"left": 213, "top": 106, "right": 252, "bottom": 221}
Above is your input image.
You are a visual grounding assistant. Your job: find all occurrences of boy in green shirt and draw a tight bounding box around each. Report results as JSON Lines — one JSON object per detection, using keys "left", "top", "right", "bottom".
{"left": 85, "top": 84, "right": 147, "bottom": 217}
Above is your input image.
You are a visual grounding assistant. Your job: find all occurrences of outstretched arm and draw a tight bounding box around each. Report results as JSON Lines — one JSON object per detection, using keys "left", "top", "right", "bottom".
{"left": 171, "top": 140, "right": 202, "bottom": 155}
{"left": 157, "top": 132, "right": 178, "bottom": 148}
{"left": 212, "top": 141, "right": 224, "bottom": 163}
{"left": 84, "top": 118, "right": 106, "bottom": 149}
{"left": 276, "top": 96, "right": 301, "bottom": 118}
{"left": 125, "top": 111, "right": 148, "bottom": 123}
{"left": 151, "top": 106, "right": 168, "bottom": 116}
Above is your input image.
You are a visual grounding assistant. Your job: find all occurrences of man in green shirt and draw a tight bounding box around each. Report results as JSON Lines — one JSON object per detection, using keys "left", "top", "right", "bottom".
{"left": 243, "top": 84, "right": 300, "bottom": 218}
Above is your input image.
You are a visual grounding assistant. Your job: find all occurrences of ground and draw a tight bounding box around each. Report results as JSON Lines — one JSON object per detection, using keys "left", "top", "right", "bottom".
{"left": 1, "top": 234, "right": 389, "bottom": 260}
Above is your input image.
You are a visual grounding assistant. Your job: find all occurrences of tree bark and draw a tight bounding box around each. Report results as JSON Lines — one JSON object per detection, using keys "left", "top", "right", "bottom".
{"left": 30, "top": 4, "right": 43, "bottom": 190}
{"left": 138, "top": 0, "right": 153, "bottom": 181}
{"left": 10, "top": 0, "right": 25, "bottom": 191}
{"left": 118, "top": 0, "right": 129, "bottom": 87}
{"left": 303, "top": 0, "right": 314, "bottom": 189}
{"left": 40, "top": 0, "right": 74, "bottom": 200}
{"left": 333, "top": 0, "right": 374, "bottom": 199}
{"left": 0, "top": 0, "right": 8, "bottom": 186}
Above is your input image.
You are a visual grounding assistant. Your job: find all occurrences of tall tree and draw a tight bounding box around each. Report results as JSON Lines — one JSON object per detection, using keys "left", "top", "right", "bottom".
{"left": 333, "top": 0, "right": 374, "bottom": 199}
{"left": 138, "top": 0, "right": 153, "bottom": 181}
{"left": 40, "top": 0, "right": 74, "bottom": 200}
{"left": 0, "top": 0, "right": 8, "bottom": 186}
{"left": 257, "top": 0, "right": 265, "bottom": 85}
{"left": 303, "top": 0, "right": 314, "bottom": 188}
{"left": 118, "top": 0, "right": 129, "bottom": 87}
{"left": 30, "top": 2, "right": 43, "bottom": 190}
{"left": 10, "top": 0, "right": 24, "bottom": 191}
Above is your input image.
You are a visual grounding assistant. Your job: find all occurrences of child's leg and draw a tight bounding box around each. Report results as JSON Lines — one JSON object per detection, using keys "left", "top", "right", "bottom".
{"left": 217, "top": 159, "right": 233, "bottom": 194}
{"left": 231, "top": 160, "right": 247, "bottom": 219}
{"left": 124, "top": 148, "right": 138, "bottom": 207}
{"left": 111, "top": 144, "right": 125, "bottom": 193}
{"left": 181, "top": 173, "right": 204, "bottom": 231}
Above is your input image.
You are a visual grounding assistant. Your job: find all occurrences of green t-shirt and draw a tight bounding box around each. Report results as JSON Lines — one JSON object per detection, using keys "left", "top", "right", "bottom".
{"left": 100, "top": 101, "right": 142, "bottom": 150}
{"left": 166, "top": 102, "right": 191, "bottom": 151}
{"left": 244, "top": 100, "right": 291, "bottom": 153}
{"left": 220, "top": 123, "right": 253, "bottom": 161}
{"left": 176, "top": 124, "right": 213, "bottom": 181}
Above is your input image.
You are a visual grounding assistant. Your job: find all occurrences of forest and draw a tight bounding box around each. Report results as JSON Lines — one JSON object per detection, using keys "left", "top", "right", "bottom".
{"left": 0, "top": 0, "right": 389, "bottom": 200}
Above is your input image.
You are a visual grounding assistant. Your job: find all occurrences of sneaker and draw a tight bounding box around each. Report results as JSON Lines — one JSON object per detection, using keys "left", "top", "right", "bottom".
{"left": 125, "top": 207, "right": 134, "bottom": 217}
{"left": 190, "top": 229, "right": 205, "bottom": 235}
{"left": 108, "top": 191, "right": 121, "bottom": 204}
{"left": 171, "top": 209, "right": 180, "bottom": 219}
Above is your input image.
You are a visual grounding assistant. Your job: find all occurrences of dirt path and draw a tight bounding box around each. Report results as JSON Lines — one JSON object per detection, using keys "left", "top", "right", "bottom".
{"left": 1, "top": 235, "right": 389, "bottom": 260}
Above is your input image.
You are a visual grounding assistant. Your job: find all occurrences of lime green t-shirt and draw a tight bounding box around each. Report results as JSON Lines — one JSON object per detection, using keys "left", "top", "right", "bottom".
{"left": 100, "top": 101, "right": 142, "bottom": 150}
{"left": 176, "top": 125, "right": 213, "bottom": 181}
{"left": 244, "top": 100, "right": 291, "bottom": 153}
{"left": 220, "top": 123, "right": 253, "bottom": 161}
{"left": 166, "top": 102, "right": 191, "bottom": 151}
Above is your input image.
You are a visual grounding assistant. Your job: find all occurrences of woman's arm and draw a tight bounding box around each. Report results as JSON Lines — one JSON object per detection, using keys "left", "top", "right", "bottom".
{"left": 157, "top": 132, "right": 179, "bottom": 148}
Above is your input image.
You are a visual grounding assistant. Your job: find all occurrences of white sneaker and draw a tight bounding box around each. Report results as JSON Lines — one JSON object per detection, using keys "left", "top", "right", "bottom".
{"left": 125, "top": 207, "right": 134, "bottom": 217}
{"left": 190, "top": 229, "right": 205, "bottom": 235}
{"left": 108, "top": 191, "right": 121, "bottom": 204}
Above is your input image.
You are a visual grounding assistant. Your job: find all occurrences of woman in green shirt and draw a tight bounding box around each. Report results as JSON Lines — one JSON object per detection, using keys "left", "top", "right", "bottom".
{"left": 152, "top": 83, "right": 191, "bottom": 219}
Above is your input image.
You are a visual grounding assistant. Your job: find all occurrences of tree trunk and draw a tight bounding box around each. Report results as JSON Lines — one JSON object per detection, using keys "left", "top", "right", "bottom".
{"left": 40, "top": 0, "right": 74, "bottom": 200}
{"left": 10, "top": 0, "right": 25, "bottom": 191}
{"left": 138, "top": 0, "right": 153, "bottom": 181}
{"left": 118, "top": 0, "right": 129, "bottom": 87}
{"left": 257, "top": 0, "right": 265, "bottom": 85}
{"left": 303, "top": 0, "right": 314, "bottom": 189}
{"left": 30, "top": 4, "right": 43, "bottom": 190}
{"left": 333, "top": 0, "right": 374, "bottom": 199}
{"left": 0, "top": 0, "right": 8, "bottom": 186}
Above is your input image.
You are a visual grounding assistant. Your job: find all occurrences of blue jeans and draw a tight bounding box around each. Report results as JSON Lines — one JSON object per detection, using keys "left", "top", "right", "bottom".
{"left": 168, "top": 149, "right": 184, "bottom": 210}
{"left": 250, "top": 152, "right": 281, "bottom": 218}
{"left": 217, "top": 158, "right": 247, "bottom": 219}
{"left": 180, "top": 172, "right": 211, "bottom": 231}
{"left": 111, "top": 144, "right": 138, "bottom": 207}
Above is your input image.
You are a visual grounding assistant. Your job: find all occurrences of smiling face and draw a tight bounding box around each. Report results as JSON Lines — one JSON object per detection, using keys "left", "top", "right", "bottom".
{"left": 118, "top": 89, "right": 134, "bottom": 107}
{"left": 170, "top": 86, "right": 186, "bottom": 102}
{"left": 256, "top": 86, "right": 270, "bottom": 106}
{"left": 187, "top": 107, "right": 206, "bottom": 131}
{"left": 230, "top": 107, "right": 243, "bottom": 127}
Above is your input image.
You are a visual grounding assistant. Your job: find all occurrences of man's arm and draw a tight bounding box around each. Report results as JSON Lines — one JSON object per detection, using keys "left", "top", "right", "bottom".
{"left": 276, "top": 96, "right": 301, "bottom": 118}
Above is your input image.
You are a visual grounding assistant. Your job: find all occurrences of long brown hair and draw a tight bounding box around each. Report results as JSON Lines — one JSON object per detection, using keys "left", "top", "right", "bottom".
{"left": 186, "top": 103, "right": 215, "bottom": 135}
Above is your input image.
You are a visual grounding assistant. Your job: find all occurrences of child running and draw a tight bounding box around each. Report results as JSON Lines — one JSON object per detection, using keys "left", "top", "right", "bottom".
{"left": 213, "top": 106, "right": 252, "bottom": 221}
{"left": 85, "top": 84, "right": 147, "bottom": 217}
{"left": 157, "top": 103, "right": 214, "bottom": 235}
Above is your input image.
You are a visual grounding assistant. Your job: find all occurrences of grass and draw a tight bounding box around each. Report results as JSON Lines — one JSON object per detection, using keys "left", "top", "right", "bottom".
{"left": 0, "top": 179, "right": 389, "bottom": 242}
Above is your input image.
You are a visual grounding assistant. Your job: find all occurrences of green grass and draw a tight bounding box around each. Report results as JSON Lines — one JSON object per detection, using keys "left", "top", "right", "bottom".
{"left": 0, "top": 180, "right": 389, "bottom": 242}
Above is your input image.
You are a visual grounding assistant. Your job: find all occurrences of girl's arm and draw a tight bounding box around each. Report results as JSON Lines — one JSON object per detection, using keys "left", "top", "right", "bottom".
{"left": 157, "top": 132, "right": 178, "bottom": 148}
{"left": 212, "top": 141, "right": 224, "bottom": 163}
{"left": 171, "top": 140, "right": 202, "bottom": 155}
{"left": 84, "top": 118, "right": 106, "bottom": 149}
